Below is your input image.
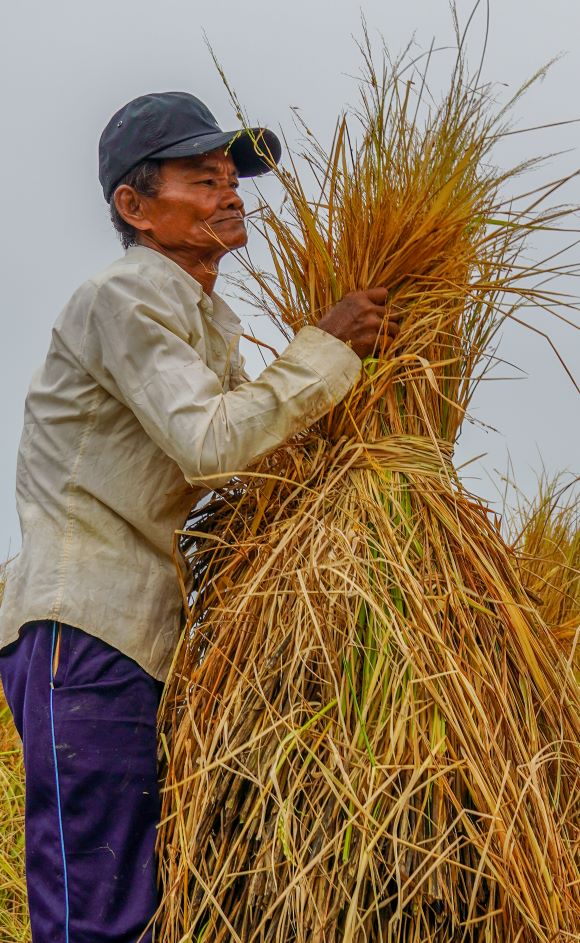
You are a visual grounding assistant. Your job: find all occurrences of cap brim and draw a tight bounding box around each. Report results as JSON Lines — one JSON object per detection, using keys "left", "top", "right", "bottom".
{"left": 149, "top": 127, "right": 281, "bottom": 177}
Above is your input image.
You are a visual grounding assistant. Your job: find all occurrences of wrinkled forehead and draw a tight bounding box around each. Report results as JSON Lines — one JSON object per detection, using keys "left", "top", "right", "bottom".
{"left": 170, "top": 148, "right": 239, "bottom": 175}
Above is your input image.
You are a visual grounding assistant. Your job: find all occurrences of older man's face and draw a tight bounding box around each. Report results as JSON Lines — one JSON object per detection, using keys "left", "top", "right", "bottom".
{"left": 141, "top": 149, "right": 247, "bottom": 257}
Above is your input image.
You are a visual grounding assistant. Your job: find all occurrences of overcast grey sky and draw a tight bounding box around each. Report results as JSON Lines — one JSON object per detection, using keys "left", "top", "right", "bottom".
{"left": 1, "top": 0, "right": 578, "bottom": 558}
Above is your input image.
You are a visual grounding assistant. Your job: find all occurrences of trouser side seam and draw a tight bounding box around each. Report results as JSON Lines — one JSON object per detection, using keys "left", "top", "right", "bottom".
{"left": 50, "top": 621, "right": 70, "bottom": 943}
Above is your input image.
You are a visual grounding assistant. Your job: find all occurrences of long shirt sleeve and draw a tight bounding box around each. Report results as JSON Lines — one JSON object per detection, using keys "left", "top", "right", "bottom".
{"left": 80, "top": 266, "right": 361, "bottom": 487}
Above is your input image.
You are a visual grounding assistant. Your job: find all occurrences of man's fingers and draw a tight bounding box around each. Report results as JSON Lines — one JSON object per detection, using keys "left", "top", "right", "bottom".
{"left": 365, "top": 302, "right": 405, "bottom": 322}
{"left": 360, "top": 310, "right": 403, "bottom": 338}
{"left": 386, "top": 303, "right": 406, "bottom": 321}
{"left": 378, "top": 323, "right": 400, "bottom": 345}
{"left": 364, "top": 287, "right": 390, "bottom": 305}
{"left": 373, "top": 319, "right": 401, "bottom": 352}
{"left": 364, "top": 290, "right": 405, "bottom": 317}
{"left": 319, "top": 290, "right": 406, "bottom": 357}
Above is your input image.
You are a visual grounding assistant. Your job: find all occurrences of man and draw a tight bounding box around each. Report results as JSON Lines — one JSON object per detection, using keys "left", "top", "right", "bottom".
{"left": 0, "top": 92, "right": 401, "bottom": 942}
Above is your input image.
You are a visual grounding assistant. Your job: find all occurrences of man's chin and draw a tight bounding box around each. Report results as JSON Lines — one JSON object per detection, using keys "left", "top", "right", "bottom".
{"left": 226, "top": 229, "right": 249, "bottom": 251}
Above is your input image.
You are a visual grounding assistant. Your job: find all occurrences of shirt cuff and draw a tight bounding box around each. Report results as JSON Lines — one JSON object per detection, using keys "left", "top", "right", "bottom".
{"left": 279, "top": 325, "right": 361, "bottom": 405}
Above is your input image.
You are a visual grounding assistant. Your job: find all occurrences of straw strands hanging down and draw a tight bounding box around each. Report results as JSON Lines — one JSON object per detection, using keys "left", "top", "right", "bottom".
{"left": 155, "top": 31, "right": 580, "bottom": 943}
{"left": 0, "top": 565, "right": 28, "bottom": 943}
{"left": 508, "top": 475, "right": 579, "bottom": 672}
{"left": 0, "top": 694, "right": 27, "bottom": 943}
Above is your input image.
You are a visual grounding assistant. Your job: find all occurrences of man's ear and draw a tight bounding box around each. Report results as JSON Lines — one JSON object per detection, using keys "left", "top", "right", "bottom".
{"left": 114, "top": 186, "right": 151, "bottom": 234}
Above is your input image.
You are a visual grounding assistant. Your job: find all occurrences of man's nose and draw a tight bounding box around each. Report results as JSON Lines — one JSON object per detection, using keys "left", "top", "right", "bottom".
{"left": 221, "top": 185, "right": 244, "bottom": 212}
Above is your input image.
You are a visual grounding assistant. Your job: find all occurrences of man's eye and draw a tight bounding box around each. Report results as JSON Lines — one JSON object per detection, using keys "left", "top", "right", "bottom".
{"left": 195, "top": 178, "right": 239, "bottom": 188}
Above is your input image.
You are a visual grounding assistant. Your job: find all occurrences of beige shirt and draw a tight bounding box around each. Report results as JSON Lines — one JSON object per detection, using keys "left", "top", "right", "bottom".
{"left": 0, "top": 246, "right": 360, "bottom": 680}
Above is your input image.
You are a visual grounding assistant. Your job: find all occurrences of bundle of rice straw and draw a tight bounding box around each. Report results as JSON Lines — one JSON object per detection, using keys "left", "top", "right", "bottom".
{"left": 508, "top": 475, "right": 579, "bottom": 673}
{"left": 156, "top": 34, "right": 580, "bottom": 943}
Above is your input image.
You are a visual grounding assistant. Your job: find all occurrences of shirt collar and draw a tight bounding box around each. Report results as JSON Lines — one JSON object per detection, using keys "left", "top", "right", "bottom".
{"left": 123, "top": 245, "right": 241, "bottom": 329}
{"left": 124, "top": 245, "right": 203, "bottom": 300}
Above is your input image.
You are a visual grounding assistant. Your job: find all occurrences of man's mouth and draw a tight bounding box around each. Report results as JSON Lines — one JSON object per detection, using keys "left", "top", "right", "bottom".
{"left": 213, "top": 215, "right": 245, "bottom": 224}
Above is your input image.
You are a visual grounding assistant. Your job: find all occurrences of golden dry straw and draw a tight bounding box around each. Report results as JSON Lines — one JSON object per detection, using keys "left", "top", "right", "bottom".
{"left": 0, "top": 693, "right": 27, "bottom": 943}
{"left": 0, "top": 569, "right": 28, "bottom": 943}
{"left": 157, "top": 33, "right": 580, "bottom": 943}
{"left": 508, "top": 475, "right": 579, "bottom": 671}
{"left": 0, "top": 620, "right": 30, "bottom": 943}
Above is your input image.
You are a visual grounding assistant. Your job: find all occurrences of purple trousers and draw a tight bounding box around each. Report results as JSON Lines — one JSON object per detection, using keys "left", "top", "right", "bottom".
{"left": 0, "top": 621, "right": 164, "bottom": 943}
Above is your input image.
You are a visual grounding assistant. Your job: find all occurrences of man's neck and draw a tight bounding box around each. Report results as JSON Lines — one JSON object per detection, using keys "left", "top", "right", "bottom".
{"left": 136, "top": 236, "right": 220, "bottom": 295}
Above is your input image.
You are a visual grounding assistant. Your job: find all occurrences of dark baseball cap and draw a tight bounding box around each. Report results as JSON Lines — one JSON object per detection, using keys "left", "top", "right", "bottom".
{"left": 99, "top": 91, "right": 282, "bottom": 202}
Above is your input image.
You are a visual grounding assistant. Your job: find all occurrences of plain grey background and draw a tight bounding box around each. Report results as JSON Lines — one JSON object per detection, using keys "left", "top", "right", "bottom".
{"left": 1, "top": 0, "right": 578, "bottom": 558}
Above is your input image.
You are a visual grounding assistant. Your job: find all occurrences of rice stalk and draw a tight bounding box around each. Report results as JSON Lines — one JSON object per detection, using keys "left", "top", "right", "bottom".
{"left": 507, "top": 475, "right": 579, "bottom": 673}
{"left": 0, "top": 687, "right": 30, "bottom": 943}
{"left": 152, "top": 31, "right": 580, "bottom": 943}
{"left": 0, "top": 695, "right": 27, "bottom": 943}
{"left": 0, "top": 564, "right": 28, "bottom": 942}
